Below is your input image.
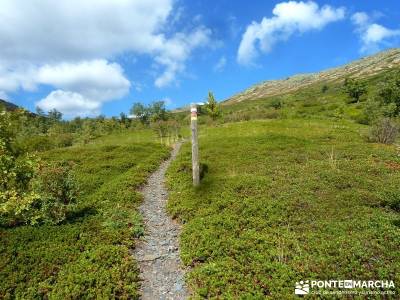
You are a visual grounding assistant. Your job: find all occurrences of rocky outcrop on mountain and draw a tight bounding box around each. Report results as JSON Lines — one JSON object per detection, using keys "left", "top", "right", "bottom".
{"left": 223, "top": 48, "right": 400, "bottom": 104}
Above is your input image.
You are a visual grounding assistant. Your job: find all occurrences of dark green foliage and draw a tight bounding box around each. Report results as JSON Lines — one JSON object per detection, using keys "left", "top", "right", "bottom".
{"left": 166, "top": 119, "right": 400, "bottom": 298}
{"left": 380, "top": 190, "right": 400, "bottom": 212}
{"left": 29, "top": 162, "right": 79, "bottom": 225}
{"left": 204, "top": 91, "right": 221, "bottom": 120}
{"left": 343, "top": 77, "right": 367, "bottom": 103}
{"left": 130, "top": 103, "right": 150, "bottom": 124}
{"left": 130, "top": 101, "right": 168, "bottom": 124}
{"left": 375, "top": 71, "right": 400, "bottom": 117}
{"left": 321, "top": 84, "right": 329, "bottom": 93}
{"left": 0, "top": 134, "right": 170, "bottom": 298}
{"left": 269, "top": 98, "right": 282, "bottom": 110}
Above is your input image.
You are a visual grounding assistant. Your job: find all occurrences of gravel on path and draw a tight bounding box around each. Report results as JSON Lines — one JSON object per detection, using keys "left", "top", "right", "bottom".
{"left": 134, "top": 141, "right": 188, "bottom": 300}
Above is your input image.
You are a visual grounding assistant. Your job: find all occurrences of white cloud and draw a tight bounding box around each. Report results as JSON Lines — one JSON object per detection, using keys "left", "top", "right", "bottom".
{"left": 351, "top": 12, "right": 400, "bottom": 53}
{"left": 154, "top": 27, "right": 211, "bottom": 87}
{"left": 351, "top": 12, "right": 369, "bottom": 27}
{"left": 0, "top": 0, "right": 212, "bottom": 116}
{"left": 214, "top": 56, "right": 227, "bottom": 72}
{"left": 237, "top": 1, "right": 345, "bottom": 65}
{"left": 36, "top": 90, "right": 101, "bottom": 118}
{"left": 0, "top": 0, "right": 173, "bottom": 63}
{"left": 37, "top": 60, "right": 130, "bottom": 101}
{"left": 0, "top": 59, "right": 130, "bottom": 117}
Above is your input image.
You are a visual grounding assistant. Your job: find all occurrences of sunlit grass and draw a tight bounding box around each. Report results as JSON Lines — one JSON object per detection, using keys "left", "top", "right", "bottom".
{"left": 166, "top": 119, "right": 400, "bottom": 298}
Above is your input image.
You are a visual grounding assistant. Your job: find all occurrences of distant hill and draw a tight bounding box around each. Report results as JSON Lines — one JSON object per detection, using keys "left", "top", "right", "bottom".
{"left": 0, "top": 99, "right": 19, "bottom": 111}
{"left": 223, "top": 48, "right": 400, "bottom": 105}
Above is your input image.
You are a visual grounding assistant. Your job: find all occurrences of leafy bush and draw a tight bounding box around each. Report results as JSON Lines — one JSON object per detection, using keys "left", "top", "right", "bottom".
{"left": 29, "top": 162, "right": 79, "bottom": 224}
{"left": 270, "top": 99, "right": 282, "bottom": 109}
{"left": 375, "top": 71, "right": 400, "bottom": 117}
{"left": 343, "top": 77, "right": 367, "bottom": 103}
{"left": 0, "top": 158, "right": 79, "bottom": 226}
{"left": 52, "top": 133, "right": 74, "bottom": 148}
{"left": 0, "top": 139, "right": 39, "bottom": 226}
{"left": 204, "top": 91, "right": 221, "bottom": 120}
{"left": 14, "top": 135, "right": 54, "bottom": 153}
{"left": 368, "top": 118, "right": 399, "bottom": 144}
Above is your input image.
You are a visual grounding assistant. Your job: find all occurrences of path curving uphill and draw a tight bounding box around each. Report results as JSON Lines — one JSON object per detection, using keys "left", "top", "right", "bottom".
{"left": 134, "top": 141, "right": 188, "bottom": 300}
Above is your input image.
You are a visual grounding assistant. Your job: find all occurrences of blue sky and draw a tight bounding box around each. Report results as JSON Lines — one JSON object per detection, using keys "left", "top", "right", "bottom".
{"left": 0, "top": 0, "right": 399, "bottom": 118}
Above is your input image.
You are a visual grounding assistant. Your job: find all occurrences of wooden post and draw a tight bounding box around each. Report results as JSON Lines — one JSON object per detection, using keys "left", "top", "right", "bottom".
{"left": 191, "top": 103, "right": 200, "bottom": 186}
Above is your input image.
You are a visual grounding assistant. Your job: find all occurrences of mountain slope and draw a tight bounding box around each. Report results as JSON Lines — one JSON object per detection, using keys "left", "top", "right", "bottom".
{"left": 223, "top": 48, "right": 400, "bottom": 105}
{"left": 0, "top": 99, "right": 19, "bottom": 111}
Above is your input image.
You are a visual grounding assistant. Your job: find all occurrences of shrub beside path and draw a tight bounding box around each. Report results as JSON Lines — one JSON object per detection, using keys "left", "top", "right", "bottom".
{"left": 134, "top": 141, "right": 188, "bottom": 299}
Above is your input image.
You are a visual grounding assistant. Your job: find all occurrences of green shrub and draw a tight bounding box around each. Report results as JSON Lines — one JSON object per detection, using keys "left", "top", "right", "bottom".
{"left": 14, "top": 135, "right": 54, "bottom": 153}
{"left": 321, "top": 84, "right": 329, "bottom": 93}
{"left": 380, "top": 191, "right": 400, "bottom": 212}
{"left": 29, "top": 162, "right": 79, "bottom": 224}
{"left": 52, "top": 133, "right": 74, "bottom": 148}
{"left": 343, "top": 77, "right": 367, "bottom": 103}
{"left": 0, "top": 160, "right": 79, "bottom": 226}
{"left": 204, "top": 91, "right": 221, "bottom": 120}
{"left": 375, "top": 71, "right": 400, "bottom": 117}
{"left": 270, "top": 99, "right": 282, "bottom": 109}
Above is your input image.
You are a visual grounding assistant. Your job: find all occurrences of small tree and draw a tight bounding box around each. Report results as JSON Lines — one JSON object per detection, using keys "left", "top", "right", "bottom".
{"left": 204, "top": 91, "right": 221, "bottom": 120}
{"left": 149, "top": 101, "right": 167, "bottom": 122}
{"left": 130, "top": 102, "right": 150, "bottom": 124}
{"left": 48, "top": 109, "right": 63, "bottom": 123}
{"left": 130, "top": 101, "right": 168, "bottom": 124}
{"left": 375, "top": 71, "right": 400, "bottom": 117}
{"left": 119, "top": 112, "right": 130, "bottom": 128}
{"left": 343, "top": 78, "right": 367, "bottom": 103}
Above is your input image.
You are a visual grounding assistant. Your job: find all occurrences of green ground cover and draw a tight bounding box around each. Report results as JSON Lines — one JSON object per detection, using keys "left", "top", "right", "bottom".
{"left": 166, "top": 119, "right": 400, "bottom": 298}
{"left": 0, "top": 130, "right": 169, "bottom": 299}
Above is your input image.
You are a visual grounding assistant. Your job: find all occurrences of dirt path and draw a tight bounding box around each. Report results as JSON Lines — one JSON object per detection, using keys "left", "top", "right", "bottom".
{"left": 134, "top": 141, "right": 188, "bottom": 300}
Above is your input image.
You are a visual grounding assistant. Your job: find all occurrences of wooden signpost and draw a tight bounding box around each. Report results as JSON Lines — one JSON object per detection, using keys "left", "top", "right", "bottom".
{"left": 190, "top": 103, "right": 200, "bottom": 186}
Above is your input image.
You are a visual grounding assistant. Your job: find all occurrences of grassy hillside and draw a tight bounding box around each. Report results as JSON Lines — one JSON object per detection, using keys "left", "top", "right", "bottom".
{"left": 166, "top": 119, "right": 400, "bottom": 298}
{"left": 224, "top": 48, "right": 400, "bottom": 105}
{"left": 218, "top": 67, "right": 400, "bottom": 125}
{"left": 0, "top": 130, "right": 170, "bottom": 299}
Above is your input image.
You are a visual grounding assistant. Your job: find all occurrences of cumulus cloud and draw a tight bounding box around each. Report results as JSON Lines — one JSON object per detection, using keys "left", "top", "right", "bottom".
{"left": 237, "top": 1, "right": 345, "bottom": 65}
{"left": 34, "top": 60, "right": 130, "bottom": 117}
{"left": 37, "top": 90, "right": 101, "bottom": 117}
{"left": 0, "top": 0, "right": 172, "bottom": 63}
{"left": 37, "top": 60, "right": 130, "bottom": 101}
{"left": 214, "top": 56, "right": 227, "bottom": 72}
{"left": 0, "top": 0, "right": 212, "bottom": 116}
{"left": 154, "top": 27, "right": 211, "bottom": 87}
{"left": 351, "top": 12, "right": 400, "bottom": 53}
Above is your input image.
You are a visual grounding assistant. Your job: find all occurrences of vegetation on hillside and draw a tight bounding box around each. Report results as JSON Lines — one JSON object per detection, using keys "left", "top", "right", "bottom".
{"left": 0, "top": 100, "right": 176, "bottom": 298}
{"left": 1, "top": 49, "right": 400, "bottom": 299}
{"left": 166, "top": 119, "right": 400, "bottom": 298}
{"left": 0, "top": 131, "right": 170, "bottom": 298}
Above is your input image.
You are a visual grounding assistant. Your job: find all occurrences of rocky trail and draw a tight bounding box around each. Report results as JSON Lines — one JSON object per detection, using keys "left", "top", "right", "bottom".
{"left": 134, "top": 141, "right": 188, "bottom": 300}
